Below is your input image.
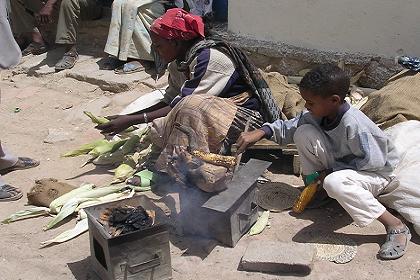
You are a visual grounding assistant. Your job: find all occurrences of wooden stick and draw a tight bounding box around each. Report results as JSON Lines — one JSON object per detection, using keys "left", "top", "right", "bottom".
{"left": 234, "top": 118, "right": 251, "bottom": 172}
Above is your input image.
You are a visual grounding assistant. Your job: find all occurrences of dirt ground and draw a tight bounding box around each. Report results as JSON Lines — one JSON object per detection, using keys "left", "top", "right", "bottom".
{"left": 1, "top": 59, "right": 420, "bottom": 280}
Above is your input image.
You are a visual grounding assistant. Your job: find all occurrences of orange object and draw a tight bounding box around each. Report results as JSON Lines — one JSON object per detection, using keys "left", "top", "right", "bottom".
{"left": 292, "top": 181, "right": 319, "bottom": 213}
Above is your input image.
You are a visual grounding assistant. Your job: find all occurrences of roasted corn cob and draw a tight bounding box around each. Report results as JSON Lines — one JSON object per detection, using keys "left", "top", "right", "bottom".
{"left": 292, "top": 181, "right": 319, "bottom": 213}
{"left": 191, "top": 150, "right": 237, "bottom": 169}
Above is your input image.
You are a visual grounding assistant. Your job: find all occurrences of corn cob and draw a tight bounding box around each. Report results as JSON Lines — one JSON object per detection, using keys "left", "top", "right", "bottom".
{"left": 61, "top": 139, "right": 108, "bottom": 157}
{"left": 112, "top": 163, "right": 135, "bottom": 184}
{"left": 292, "top": 181, "right": 319, "bottom": 213}
{"left": 2, "top": 207, "right": 51, "bottom": 224}
{"left": 191, "top": 150, "right": 236, "bottom": 169}
{"left": 83, "top": 111, "right": 109, "bottom": 125}
{"left": 49, "top": 183, "right": 96, "bottom": 213}
{"left": 88, "top": 139, "right": 127, "bottom": 157}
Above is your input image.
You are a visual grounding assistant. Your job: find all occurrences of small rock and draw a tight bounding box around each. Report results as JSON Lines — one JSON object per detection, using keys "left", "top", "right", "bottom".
{"left": 241, "top": 241, "right": 314, "bottom": 275}
{"left": 43, "top": 128, "right": 74, "bottom": 144}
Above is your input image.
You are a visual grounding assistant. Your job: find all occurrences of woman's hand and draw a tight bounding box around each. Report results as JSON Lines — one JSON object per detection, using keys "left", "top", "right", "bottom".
{"left": 236, "top": 129, "right": 266, "bottom": 154}
{"left": 96, "top": 115, "right": 133, "bottom": 135}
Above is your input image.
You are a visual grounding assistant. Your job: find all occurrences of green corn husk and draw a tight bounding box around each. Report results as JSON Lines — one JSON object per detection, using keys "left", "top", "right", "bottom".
{"left": 2, "top": 207, "right": 51, "bottom": 224}
{"left": 92, "top": 151, "right": 124, "bottom": 166}
{"left": 112, "top": 163, "right": 135, "bottom": 184}
{"left": 45, "top": 184, "right": 128, "bottom": 230}
{"left": 249, "top": 211, "right": 270, "bottom": 236}
{"left": 49, "top": 183, "right": 96, "bottom": 213}
{"left": 75, "top": 190, "right": 132, "bottom": 212}
{"left": 135, "top": 169, "right": 155, "bottom": 188}
{"left": 40, "top": 218, "right": 88, "bottom": 247}
{"left": 121, "top": 134, "right": 140, "bottom": 154}
{"left": 44, "top": 197, "right": 92, "bottom": 230}
{"left": 83, "top": 111, "right": 109, "bottom": 125}
{"left": 61, "top": 139, "right": 108, "bottom": 157}
{"left": 88, "top": 139, "right": 127, "bottom": 158}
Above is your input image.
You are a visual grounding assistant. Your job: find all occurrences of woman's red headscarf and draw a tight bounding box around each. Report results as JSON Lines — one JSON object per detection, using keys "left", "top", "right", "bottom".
{"left": 150, "top": 8, "right": 205, "bottom": 41}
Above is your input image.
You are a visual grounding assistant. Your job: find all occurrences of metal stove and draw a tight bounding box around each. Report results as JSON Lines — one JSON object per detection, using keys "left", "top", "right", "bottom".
{"left": 179, "top": 158, "right": 271, "bottom": 247}
{"left": 85, "top": 195, "right": 171, "bottom": 280}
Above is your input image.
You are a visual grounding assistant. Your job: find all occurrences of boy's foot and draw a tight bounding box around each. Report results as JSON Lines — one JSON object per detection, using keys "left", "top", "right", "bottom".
{"left": 0, "top": 157, "right": 40, "bottom": 175}
{"left": 378, "top": 224, "right": 411, "bottom": 260}
{"left": 0, "top": 185, "right": 23, "bottom": 202}
{"left": 55, "top": 50, "right": 78, "bottom": 71}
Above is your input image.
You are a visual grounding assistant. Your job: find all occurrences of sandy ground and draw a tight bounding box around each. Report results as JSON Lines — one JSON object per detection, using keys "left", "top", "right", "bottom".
{"left": 1, "top": 64, "right": 420, "bottom": 280}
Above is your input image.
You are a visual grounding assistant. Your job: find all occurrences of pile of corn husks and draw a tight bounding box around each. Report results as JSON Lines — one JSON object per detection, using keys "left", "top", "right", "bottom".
{"left": 2, "top": 112, "right": 157, "bottom": 247}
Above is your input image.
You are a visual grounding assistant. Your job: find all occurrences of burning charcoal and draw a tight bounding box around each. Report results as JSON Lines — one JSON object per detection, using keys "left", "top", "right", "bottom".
{"left": 103, "top": 205, "right": 153, "bottom": 236}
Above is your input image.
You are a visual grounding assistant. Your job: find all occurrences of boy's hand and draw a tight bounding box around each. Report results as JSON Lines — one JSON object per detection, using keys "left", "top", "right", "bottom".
{"left": 236, "top": 129, "right": 266, "bottom": 154}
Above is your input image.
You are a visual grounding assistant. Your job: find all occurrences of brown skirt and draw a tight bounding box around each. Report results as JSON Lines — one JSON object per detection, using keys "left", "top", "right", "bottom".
{"left": 150, "top": 94, "right": 263, "bottom": 168}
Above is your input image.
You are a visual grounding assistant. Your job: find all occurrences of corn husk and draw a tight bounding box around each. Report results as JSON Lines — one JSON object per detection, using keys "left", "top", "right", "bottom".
{"left": 44, "top": 197, "right": 92, "bottom": 230}
{"left": 2, "top": 207, "right": 51, "bottom": 224}
{"left": 134, "top": 169, "right": 155, "bottom": 188}
{"left": 49, "top": 183, "right": 96, "bottom": 213}
{"left": 120, "top": 134, "right": 140, "bottom": 154}
{"left": 45, "top": 184, "right": 129, "bottom": 230}
{"left": 88, "top": 139, "right": 127, "bottom": 158}
{"left": 75, "top": 190, "right": 132, "bottom": 212}
{"left": 83, "top": 111, "right": 109, "bottom": 125}
{"left": 40, "top": 218, "right": 88, "bottom": 247}
{"left": 92, "top": 150, "right": 125, "bottom": 166}
{"left": 61, "top": 139, "right": 108, "bottom": 157}
{"left": 249, "top": 211, "right": 270, "bottom": 236}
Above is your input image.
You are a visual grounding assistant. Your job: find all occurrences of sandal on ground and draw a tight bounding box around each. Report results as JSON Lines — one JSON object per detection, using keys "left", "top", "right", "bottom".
{"left": 22, "top": 42, "right": 48, "bottom": 56}
{"left": 0, "top": 157, "right": 40, "bottom": 175}
{"left": 378, "top": 225, "right": 411, "bottom": 260}
{"left": 0, "top": 184, "right": 23, "bottom": 202}
{"left": 55, "top": 51, "right": 79, "bottom": 71}
{"left": 114, "top": 61, "right": 147, "bottom": 74}
{"left": 100, "top": 56, "right": 124, "bottom": 70}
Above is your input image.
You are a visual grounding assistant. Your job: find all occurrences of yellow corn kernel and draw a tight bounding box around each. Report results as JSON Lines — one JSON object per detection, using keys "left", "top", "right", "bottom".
{"left": 293, "top": 181, "right": 319, "bottom": 213}
{"left": 191, "top": 150, "right": 236, "bottom": 168}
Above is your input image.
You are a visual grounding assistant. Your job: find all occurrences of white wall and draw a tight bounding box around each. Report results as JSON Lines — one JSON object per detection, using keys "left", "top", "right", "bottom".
{"left": 228, "top": 0, "right": 420, "bottom": 57}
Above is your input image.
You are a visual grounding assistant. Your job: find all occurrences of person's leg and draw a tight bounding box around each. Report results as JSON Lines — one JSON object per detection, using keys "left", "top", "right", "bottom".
{"left": 0, "top": 142, "right": 19, "bottom": 171}
{"left": 0, "top": 142, "right": 21, "bottom": 201}
{"left": 323, "top": 170, "right": 410, "bottom": 259}
{"left": 10, "top": 0, "right": 48, "bottom": 55}
{"left": 293, "top": 124, "right": 335, "bottom": 176}
{"left": 54, "top": 0, "right": 101, "bottom": 70}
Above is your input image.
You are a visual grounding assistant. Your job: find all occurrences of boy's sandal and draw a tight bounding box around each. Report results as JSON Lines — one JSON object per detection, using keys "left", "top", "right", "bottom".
{"left": 55, "top": 51, "right": 79, "bottom": 71}
{"left": 22, "top": 42, "right": 48, "bottom": 56}
{"left": 378, "top": 225, "right": 411, "bottom": 260}
{"left": 0, "top": 184, "right": 23, "bottom": 202}
{"left": 114, "top": 61, "right": 146, "bottom": 74}
{"left": 0, "top": 157, "right": 40, "bottom": 175}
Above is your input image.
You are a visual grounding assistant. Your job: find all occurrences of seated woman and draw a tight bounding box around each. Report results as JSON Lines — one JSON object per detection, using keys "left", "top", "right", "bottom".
{"left": 97, "top": 8, "right": 281, "bottom": 164}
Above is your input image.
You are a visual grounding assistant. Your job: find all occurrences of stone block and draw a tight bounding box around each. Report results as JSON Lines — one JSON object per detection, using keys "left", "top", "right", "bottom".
{"left": 66, "top": 58, "right": 151, "bottom": 93}
{"left": 240, "top": 241, "right": 314, "bottom": 275}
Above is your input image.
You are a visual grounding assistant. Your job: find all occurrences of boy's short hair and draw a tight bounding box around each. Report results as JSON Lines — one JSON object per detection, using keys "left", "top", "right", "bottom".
{"left": 299, "top": 64, "right": 350, "bottom": 100}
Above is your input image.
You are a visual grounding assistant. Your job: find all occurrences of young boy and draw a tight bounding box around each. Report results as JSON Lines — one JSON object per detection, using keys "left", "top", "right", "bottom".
{"left": 236, "top": 64, "right": 411, "bottom": 260}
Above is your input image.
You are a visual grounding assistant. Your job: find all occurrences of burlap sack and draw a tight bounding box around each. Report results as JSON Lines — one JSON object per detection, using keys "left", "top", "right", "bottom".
{"left": 361, "top": 70, "right": 420, "bottom": 129}
{"left": 261, "top": 71, "right": 305, "bottom": 120}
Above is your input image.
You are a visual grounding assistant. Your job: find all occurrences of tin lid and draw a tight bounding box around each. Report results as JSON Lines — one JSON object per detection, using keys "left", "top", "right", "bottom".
{"left": 202, "top": 159, "right": 271, "bottom": 213}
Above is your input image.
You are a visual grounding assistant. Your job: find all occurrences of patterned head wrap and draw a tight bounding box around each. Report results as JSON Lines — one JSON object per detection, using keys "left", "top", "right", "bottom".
{"left": 150, "top": 8, "right": 205, "bottom": 41}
